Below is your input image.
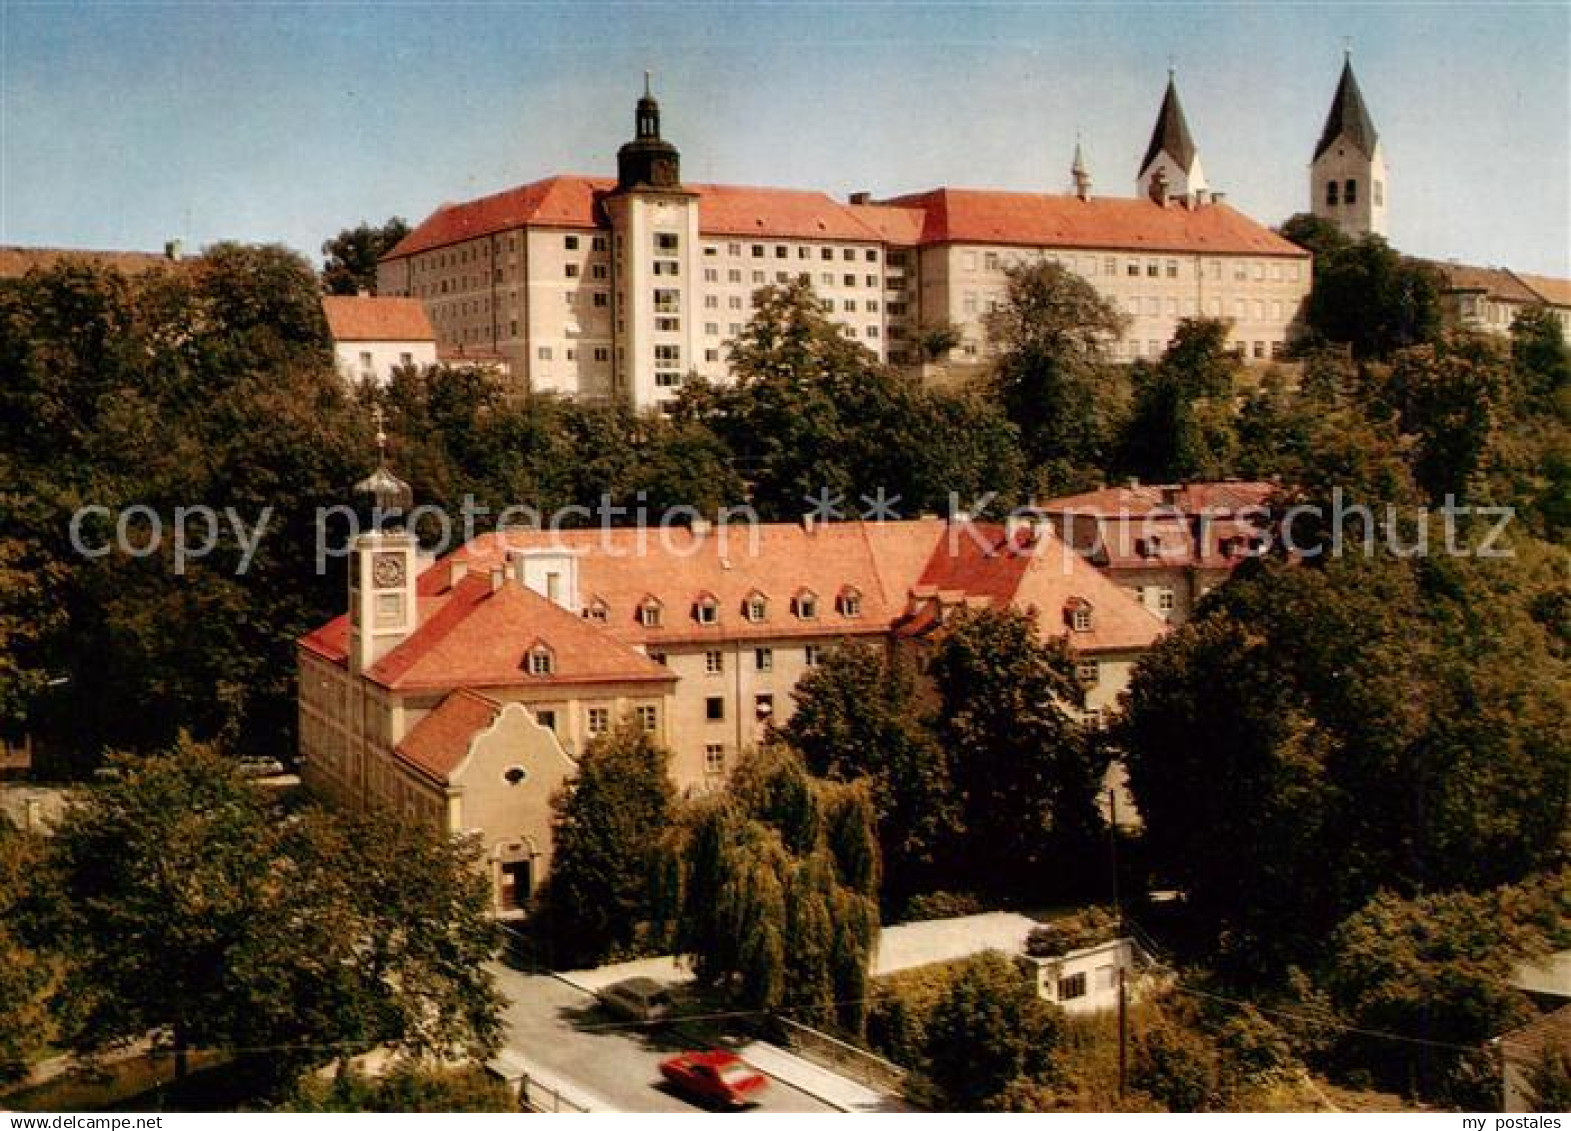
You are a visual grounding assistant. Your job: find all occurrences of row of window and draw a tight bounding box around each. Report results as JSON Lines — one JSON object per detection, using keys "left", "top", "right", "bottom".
{"left": 702, "top": 241, "right": 880, "bottom": 265}
{"left": 961, "top": 248, "right": 1303, "bottom": 284}
{"left": 1324, "top": 178, "right": 1384, "bottom": 208}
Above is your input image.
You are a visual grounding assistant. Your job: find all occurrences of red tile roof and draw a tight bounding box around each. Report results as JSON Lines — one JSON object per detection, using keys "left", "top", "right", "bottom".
{"left": 879, "top": 188, "right": 1308, "bottom": 258}
{"left": 1517, "top": 271, "right": 1571, "bottom": 308}
{"left": 906, "top": 523, "right": 1166, "bottom": 652}
{"left": 322, "top": 295, "right": 435, "bottom": 342}
{"left": 394, "top": 688, "right": 502, "bottom": 784}
{"left": 1038, "top": 481, "right": 1276, "bottom": 517}
{"left": 384, "top": 177, "right": 1304, "bottom": 261}
{"left": 1430, "top": 261, "right": 1544, "bottom": 305}
{"left": 847, "top": 203, "right": 927, "bottom": 246}
{"left": 386, "top": 176, "right": 884, "bottom": 259}
{"left": 369, "top": 572, "right": 672, "bottom": 692}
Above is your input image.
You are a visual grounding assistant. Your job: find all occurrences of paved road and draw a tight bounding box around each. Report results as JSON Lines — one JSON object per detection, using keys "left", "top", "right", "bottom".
{"left": 491, "top": 965, "right": 840, "bottom": 1113}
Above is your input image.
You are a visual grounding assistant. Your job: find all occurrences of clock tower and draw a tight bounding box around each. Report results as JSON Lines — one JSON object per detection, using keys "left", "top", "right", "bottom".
{"left": 348, "top": 419, "right": 419, "bottom": 675}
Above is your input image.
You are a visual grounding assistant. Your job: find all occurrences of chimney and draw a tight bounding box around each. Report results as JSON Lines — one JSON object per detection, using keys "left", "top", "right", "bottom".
{"left": 450, "top": 558, "right": 469, "bottom": 587}
{"left": 691, "top": 517, "right": 712, "bottom": 537}
{"left": 849, "top": 191, "right": 871, "bottom": 205}
{"left": 802, "top": 514, "right": 817, "bottom": 534}
{"left": 357, "top": 287, "right": 370, "bottom": 298}
{"left": 490, "top": 565, "right": 506, "bottom": 592}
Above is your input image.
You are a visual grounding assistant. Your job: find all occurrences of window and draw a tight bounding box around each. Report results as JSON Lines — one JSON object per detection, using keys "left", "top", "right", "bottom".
{"left": 1374, "top": 180, "right": 1384, "bottom": 207}
{"left": 1344, "top": 178, "right": 1358, "bottom": 205}
{"left": 1076, "top": 661, "right": 1100, "bottom": 685}
{"left": 654, "top": 232, "right": 679, "bottom": 253}
{"left": 648, "top": 651, "right": 667, "bottom": 666}
{"left": 805, "top": 645, "right": 823, "bottom": 667}
{"left": 636, "top": 704, "right": 658, "bottom": 732}
{"left": 705, "top": 696, "right": 725, "bottom": 721}
{"left": 652, "top": 260, "right": 679, "bottom": 276}
{"left": 358, "top": 351, "right": 373, "bottom": 375}
{"left": 843, "top": 274, "right": 856, "bottom": 287}
{"left": 695, "top": 596, "right": 718, "bottom": 624}
{"left": 565, "top": 235, "right": 579, "bottom": 250}
{"left": 525, "top": 644, "right": 555, "bottom": 676}
{"left": 751, "top": 244, "right": 765, "bottom": 258}
{"left": 1058, "top": 972, "right": 1087, "bottom": 1001}
{"left": 538, "top": 346, "right": 552, "bottom": 361}
{"left": 837, "top": 588, "right": 862, "bottom": 617}
{"left": 704, "top": 268, "right": 718, "bottom": 283}
{"left": 1157, "top": 589, "right": 1176, "bottom": 612}
{"left": 705, "top": 744, "right": 726, "bottom": 774}
{"left": 587, "top": 706, "right": 610, "bottom": 735}
{"left": 705, "top": 650, "right": 724, "bottom": 674}
{"left": 565, "top": 263, "right": 580, "bottom": 278}
{"left": 591, "top": 236, "right": 607, "bottom": 252}
{"left": 1127, "top": 260, "right": 1140, "bottom": 277}
{"left": 745, "top": 594, "right": 768, "bottom": 622}
{"left": 593, "top": 292, "right": 608, "bottom": 307}
{"left": 984, "top": 251, "right": 999, "bottom": 271}
{"left": 794, "top": 591, "right": 818, "bottom": 620}
{"left": 535, "top": 708, "right": 557, "bottom": 732}
{"left": 639, "top": 599, "right": 663, "bottom": 628}
{"left": 1146, "top": 260, "right": 1160, "bottom": 277}
{"left": 755, "top": 648, "right": 773, "bottom": 672}
{"left": 584, "top": 598, "right": 609, "bottom": 623}
{"left": 728, "top": 269, "right": 742, "bottom": 283}
{"left": 1326, "top": 180, "right": 1339, "bottom": 206}
{"left": 705, "top": 321, "right": 719, "bottom": 335}
{"left": 1067, "top": 600, "right": 1093, "bottom": 632}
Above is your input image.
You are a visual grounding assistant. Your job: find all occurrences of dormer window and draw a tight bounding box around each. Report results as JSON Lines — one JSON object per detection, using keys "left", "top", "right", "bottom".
{"left": 584, "top": 596, "right": 609, "bottom": 623}
{"left": 837, "top": 586, "right": 863, "bottom": 618}
{"left": 793, "top": 589, "right": 819, "bottom": 620}
{"left": 1066, "top": 599, "right": 1093, "bottom": 633}
{"left": 744, "top": 591, "right": 769, "bottom": 623}
{"left": 638, "top": 597, "right": 663, "bottom": 628}
{"left": 526, "top": 642, "right": 556, "bottom": 676}
{"left": 694, "top": 594, "right": 719, "bottom": 625}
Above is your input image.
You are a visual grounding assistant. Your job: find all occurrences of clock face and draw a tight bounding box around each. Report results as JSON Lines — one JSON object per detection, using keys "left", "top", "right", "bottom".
{"left": 372, "top": 552, "right": 406, "bottom": 588}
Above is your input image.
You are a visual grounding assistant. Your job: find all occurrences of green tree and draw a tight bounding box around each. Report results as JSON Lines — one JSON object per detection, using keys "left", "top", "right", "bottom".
{"left": 0, "top": 820, "right": 60, "bottom": 1083}
{"left": 1511, "top": 304, "right": 1571, "bottom": 402}
{"left": 540, "top": 721, "right": 676, "bottom": 966}
{"left": 1324, "top": 873, "right": 1567, "bottom": 1103}
{"left": 676, "top": 280, "right": 1025, "bottom": 518}
{"left": 655, "top": 743, "right": 880, "bottom": 1034}
{"left": 929, "top": 607, "right": 1106, "bottom": 897}
{"left": 1116, "top": 318, "right": 1241, "bottom": 483}
{"left": 51, "top": 740, "right": 501, "bottom": 1083}
{"left": 782, "top": 643, "right": 955, "bottom": 903}
{"left": 1300, "top": 234, "right": 1443, "bottom": 360}
{"left": 1117, "top": 550, "right": 1570, "bottom": 978}
{"left": 921, "top": 951, "right": 1061, "bottom": 1109}
{"left": 1377, "top": 334, "right": 1510, "bottom": 502}
{"left": 321, "top": 218, "right": 412, "bottom": 295}
{"left": 985, "top": 260, "right": 1129, "bottom": 489}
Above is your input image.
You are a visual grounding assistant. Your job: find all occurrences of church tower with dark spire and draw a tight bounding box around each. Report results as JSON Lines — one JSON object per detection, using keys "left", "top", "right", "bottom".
{"left": 616, "top": 72, "right": 682, "bottom": 191}
{"left": 1311, "top": 54, "right": 1387, "bottom": 238}
{"left": 1137, "top": 71, "right": 1208, "bottom": 204}
{"left": 605, "top": 75, "right": 700, "bottom": 408}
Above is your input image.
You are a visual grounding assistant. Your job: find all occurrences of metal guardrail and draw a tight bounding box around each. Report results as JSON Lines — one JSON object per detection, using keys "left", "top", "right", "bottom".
{"left": 518, "top": 1075, "right": 590, "bottom": 1113}
{"left": 772, "top": 1016, "right": 907, "bottom": 1094}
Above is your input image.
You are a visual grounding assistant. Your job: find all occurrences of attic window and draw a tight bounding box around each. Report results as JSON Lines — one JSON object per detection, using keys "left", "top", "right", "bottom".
{"left": 1068, "top": 602, "right": 1094, "bottom": 633}
{"left": 745, "top": 593, "right": 769, "bottom": 623}
{"left": 793, "top": 590, "right": 819, "bottom": 620}
{"left": 694, "top": 595, "right": 719, "bottom": 625}
{"left": 503, "top": 765, "right": 528, "bottom": 786}
{"left": 526, "top": 644, "right": 556, "bottom": 676}
{"left": 639, "top": 598, "right": 663, "bottom": 628}
{"left": 584, "top": 597, "right": 609, "bottom": 623}
{"left": 837, "top": 587, "right": 863, "bottom": 618}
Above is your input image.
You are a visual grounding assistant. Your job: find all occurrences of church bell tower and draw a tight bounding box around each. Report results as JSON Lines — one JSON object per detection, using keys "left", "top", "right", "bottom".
{"left": 1311, "top": 54, "right": 1387, "bottom": 238}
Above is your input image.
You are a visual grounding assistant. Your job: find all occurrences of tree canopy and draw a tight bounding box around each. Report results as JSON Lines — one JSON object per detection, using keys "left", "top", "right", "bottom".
{"left": 654, "top": 742, "right": 881, "bottom": 1034}
{"left": 48, "top": 739, "right": 501, "bottom": 1083}
{"left": 540, "top": 721, "right": 677, "bottom": 966}
{"left": 320, "top": 218, "right": 411, "bottom": 296}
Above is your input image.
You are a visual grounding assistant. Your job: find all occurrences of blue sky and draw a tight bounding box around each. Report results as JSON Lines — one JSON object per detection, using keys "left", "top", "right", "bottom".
{"left": 4, "top": 1, "right": 1568, "bottom": 274}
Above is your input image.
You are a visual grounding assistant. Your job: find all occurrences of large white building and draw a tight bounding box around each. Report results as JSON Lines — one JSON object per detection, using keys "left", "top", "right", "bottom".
{"left": 378, "top": 75, "right": 1314, "bottom": 409}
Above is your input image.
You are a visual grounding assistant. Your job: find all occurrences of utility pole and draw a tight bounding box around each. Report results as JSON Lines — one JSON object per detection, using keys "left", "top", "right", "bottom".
{"left": 1117, "top": 965, "right": 1128, "bottom": 1101}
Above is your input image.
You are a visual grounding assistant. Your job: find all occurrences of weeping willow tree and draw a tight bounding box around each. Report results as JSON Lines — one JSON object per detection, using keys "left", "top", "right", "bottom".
{"left": 654, "top": 743, "right": 881, "bottom": 1036}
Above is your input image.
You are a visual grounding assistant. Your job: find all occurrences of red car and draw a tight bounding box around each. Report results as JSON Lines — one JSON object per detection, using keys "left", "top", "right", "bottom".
{"left": 659, "top": 1049, "right": 769, "bottom": 1108}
